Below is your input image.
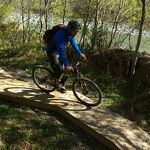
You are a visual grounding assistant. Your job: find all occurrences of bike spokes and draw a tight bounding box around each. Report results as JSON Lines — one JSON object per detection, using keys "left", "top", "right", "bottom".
{"left": 32, "top": 66, "right": 56, "bottom": 92}
{"left": 73, "top": 78, "right": 102, "bottom": 106}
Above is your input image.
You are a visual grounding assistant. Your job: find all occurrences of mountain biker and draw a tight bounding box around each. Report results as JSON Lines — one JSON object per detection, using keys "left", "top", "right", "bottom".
{"left": 45, "top": 20, "right": 87, "bottom": 93}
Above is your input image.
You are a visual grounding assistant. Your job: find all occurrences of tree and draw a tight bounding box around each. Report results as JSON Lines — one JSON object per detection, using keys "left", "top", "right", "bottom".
{"left": 20, "top": 0, "right": 26, "bottom": 44}
{"left": 62, "top": 0, "right": 67, "bottom": 24}
{"left": 44, "top": 0, "right": 49, "bottom": 30}
{"left": 78, "top": 0, "right": 92, "bottom": 49}
{"left": 0, "top": 0, "right": 13, "bottom": 20}
{"left": 130, "top": 0, "right": 146, "bottom": 78}
{"left": 91, "top": 0, "right": 101, "bottom": 50}
{"left": 107, "top": 0, "right": 125, "bottom": 48}
{"left": 26, "top": 0, "right": 32, "bottom": 43}
{"left": 39, "top": 0, "right": 43, "bottom": 49}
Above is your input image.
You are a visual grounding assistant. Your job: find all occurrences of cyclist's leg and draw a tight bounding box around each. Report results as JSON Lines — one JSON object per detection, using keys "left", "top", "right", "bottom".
{"left": 46, "top": 51, "right": 64, "bottom": 83}
{"left": 46, "top": 51, "right": 67, "bottom": 93}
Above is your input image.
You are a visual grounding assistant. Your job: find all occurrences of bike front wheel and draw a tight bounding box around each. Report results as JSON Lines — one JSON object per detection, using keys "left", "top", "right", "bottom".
{"left": 72, "top": 78, "right": 102, "bottom": 106}
{"left": 32, "top": 65, "right": 56, "bottom": 92}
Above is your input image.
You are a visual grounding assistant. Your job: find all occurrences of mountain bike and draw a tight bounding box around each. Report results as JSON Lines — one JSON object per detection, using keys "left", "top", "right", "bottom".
{"left": 32, "top": 59, "right": 103, "bottom": 106}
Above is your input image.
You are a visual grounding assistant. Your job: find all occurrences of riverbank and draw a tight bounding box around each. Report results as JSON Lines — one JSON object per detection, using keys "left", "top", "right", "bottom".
{"left": 4, "top": 12, "right": 150, "bottom": 54}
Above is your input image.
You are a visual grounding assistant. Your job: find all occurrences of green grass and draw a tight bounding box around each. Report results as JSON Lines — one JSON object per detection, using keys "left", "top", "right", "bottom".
{"left": 0, "top": 99, "right": 111, "bottom": 150}
{"left": 0, "top": 100, "right": 72, "bottom": 150}
{"left": 101, "top": 92, "right": 125, "bottom": 107}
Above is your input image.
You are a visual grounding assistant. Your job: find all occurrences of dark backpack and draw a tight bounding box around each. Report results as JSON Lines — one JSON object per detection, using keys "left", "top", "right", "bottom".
{"left": 43, "top": 24, "right": 66, "bottom": 48}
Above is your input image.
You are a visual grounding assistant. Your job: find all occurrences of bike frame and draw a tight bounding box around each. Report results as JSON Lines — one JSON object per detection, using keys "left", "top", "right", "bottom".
{"left": 67, "top": 60, "right": 83, "bottom": 81}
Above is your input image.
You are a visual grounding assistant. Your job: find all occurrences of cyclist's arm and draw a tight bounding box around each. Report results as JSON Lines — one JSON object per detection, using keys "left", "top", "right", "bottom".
{"left": 57, "top": 44, "right": 68, "bottom": 67}
{"left": 69, "top": 37, "right": 83, "bottom": 55}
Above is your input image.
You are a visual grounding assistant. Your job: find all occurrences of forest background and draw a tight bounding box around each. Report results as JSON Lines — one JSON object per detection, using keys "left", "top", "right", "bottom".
{"left": 0, "top": 0, "right": 150, "bottom": 137}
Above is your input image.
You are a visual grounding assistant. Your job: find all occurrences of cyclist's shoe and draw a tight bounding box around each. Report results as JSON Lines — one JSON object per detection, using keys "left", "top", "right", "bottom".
{"left": 60, "top": 75, "right": 70, "bottom": 85}
{"left": 57, "top": 84, "right": 67, "bottom": 93}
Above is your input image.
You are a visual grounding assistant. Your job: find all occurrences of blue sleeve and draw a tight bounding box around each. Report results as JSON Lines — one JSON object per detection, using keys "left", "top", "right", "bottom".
{"left": 69, "top": 37, "right": 83, "bottom": 55}
{"left": 53, "top": 31, "right": 68, "bottom": 66}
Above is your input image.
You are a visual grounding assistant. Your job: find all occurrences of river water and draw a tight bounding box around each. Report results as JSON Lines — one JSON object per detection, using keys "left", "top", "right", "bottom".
{"left": 5, "top": 12, "right": 150, "bottom": 53}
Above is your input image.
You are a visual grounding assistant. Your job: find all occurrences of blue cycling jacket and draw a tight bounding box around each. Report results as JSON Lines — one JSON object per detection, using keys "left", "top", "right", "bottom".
{"left": 45, "top": 27, "right": 83, "bottom": 67}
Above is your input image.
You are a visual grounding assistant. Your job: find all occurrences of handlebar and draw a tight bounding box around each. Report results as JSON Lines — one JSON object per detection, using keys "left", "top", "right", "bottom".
{"left": 73, "top": 58, "right": 85, "bottom": 68}
{"left": 74, "top": 57, "right": 85, "bottom": 67}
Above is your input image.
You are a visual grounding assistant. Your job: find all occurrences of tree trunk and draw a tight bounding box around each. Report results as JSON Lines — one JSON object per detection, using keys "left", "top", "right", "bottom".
{"left": 130, "top": 0, "right": 146, "bottom": 78}
{"left": 108, "top": 0, "right": 124, "bottom": 48}
{"left": 39, "top": 0, "right": 43, "bottom": 50}
{"left": 20, "top": 0, "right": 25, "bottom": 44}
{"left": 27, "top": 0, "right": 31, "bottom": 43}
{"left": 79, "top": 0, "right": 92, "bottom": 49}
{"left": 91, "top": 0, "right": 101, "bottom": 50}
{"left": 62, "top": 0, "right": 67, "bottom": 24}
{"left": 44, "top": 0, "right": 49, "bottom": 30}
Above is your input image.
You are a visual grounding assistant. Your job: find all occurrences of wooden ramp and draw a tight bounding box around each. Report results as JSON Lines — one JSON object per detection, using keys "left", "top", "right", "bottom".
{"left": 0, "top": 67, "right": 150, "bottom": 150}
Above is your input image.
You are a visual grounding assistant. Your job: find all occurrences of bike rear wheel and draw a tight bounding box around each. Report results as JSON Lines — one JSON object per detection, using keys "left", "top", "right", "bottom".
{"left": 32, "top": 65, "right": 56, "bottom": 92}
{"left": 72, "top": 78, "right": 102, "bottom": 106}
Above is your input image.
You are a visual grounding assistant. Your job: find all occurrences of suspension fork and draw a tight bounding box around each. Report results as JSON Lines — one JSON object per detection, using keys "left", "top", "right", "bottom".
{"left": 75, "top": 69, "right": 83, "bottom": 80}
{"left": 75, "top": 69, "right": 89, "bottom": 94}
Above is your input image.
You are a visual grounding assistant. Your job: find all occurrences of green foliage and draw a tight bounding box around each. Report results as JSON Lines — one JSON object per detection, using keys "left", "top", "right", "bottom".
{"left": 0, "top": 0, "right": 14, "bottom": 20}
{"left": 91, "top": 25, "right": 109, "bottom": 50}
{"left": 145, "top": 1, "right": 150, "bottom": 30}
{"left": 0, "top": 100, "right": 72, "bottom": 150}
{"left": 0, "top": 22, "right": 46, "bottom": 71}
{"left": 1, "top": 0, "right": 149, "bottom": 52}
{"left": 133, "top": 89, "right": 150, "bottom": 102}
{"left": 0, "top": 105, "right": 10, "bottom": 113}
